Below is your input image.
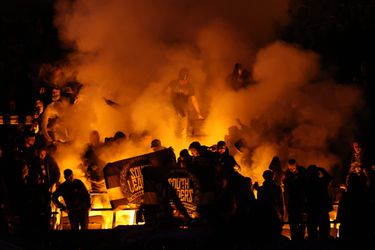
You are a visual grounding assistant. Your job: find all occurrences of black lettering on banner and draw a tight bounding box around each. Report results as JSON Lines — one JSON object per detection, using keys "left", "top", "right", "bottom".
{"left": 127, "top": 166, "right": 144, "bottom": 193}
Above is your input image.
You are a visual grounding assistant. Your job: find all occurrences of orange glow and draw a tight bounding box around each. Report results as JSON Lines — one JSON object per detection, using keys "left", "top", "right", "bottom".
{"left": 245, "top": 144, "right": 277, "bottom": 183}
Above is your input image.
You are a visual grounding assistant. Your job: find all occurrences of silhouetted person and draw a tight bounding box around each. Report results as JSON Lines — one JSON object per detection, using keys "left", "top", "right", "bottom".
{"left": 18, "top": 146, "right": 54, "bottom": 247}
{"left": 188, "top": 141, "right": 216, "bottom": 222}
{"left": 36, "top": 147, "right": 61, "bottom": 191}
{"left": 177, "top": 149, "right": 192, "bottom": 169}
{"left": 213, "top": 141, "right": 238, "bottom": 225}
{"left": 256, "top": 170, "right": 284, "bottom": 226}
{"left": 141, "top": 155, "right": 164, "bottom": 225}
{"left": 82, "top": 130, "right": 106, "bottom": 193}
{"left": 253, "top": 170, "right": 284, "bottom": 242}
{"left": 367, "top": 164, "right": 375, "bottom": 237}
{"left": 151, "top": 139, "right": 166, "bottom": 152}
{"left": 0, "top": 147, "right": 9, "bottom": 240}
{"left": 226, "top": 62, "right": 253, "bottom": 91}
{"left": 304, "top": 165, "right": 333, "bottom": 240}
{"left": 141, "top": 147, "right": 177, "bottom": 226}
{"left": 337, "top": 172, "right": 372, "bottom": 240}
{"left": 166, "top": 67, "right": 203, "bottom": 139}
{"left": 268, "top": 156, "right": 283, "bottom": 185}
{"left": 282, "top": 158, "right": 307, "bottom": 240}
{"left": 52, "top": 169, "right": 91, "bottom": 230}
{"left": 215, "top": 140, "right": 240, "bottom": 174}
{"left": 113, "top": 130, "right": 126, "bottom": 143}
{"left": 14, "top": 130, "right": 37, "bottom": 167}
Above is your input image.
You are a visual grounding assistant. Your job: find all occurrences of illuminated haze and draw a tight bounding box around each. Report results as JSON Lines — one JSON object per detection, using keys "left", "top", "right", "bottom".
{"left": 51, "top": 0, "right": 363, "bottom": 182}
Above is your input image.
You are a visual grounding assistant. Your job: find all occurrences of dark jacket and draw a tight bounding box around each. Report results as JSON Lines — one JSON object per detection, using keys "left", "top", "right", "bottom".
{"left": 52, "top": 179, "right": 91, "bottom": 211}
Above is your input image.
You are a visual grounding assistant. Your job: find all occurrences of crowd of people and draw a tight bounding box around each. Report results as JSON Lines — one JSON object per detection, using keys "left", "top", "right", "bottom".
{"left": 1, "top": 2, "right": 374, "bottom": 249}
{"left": 0, "top": 63, "right": 373, "bottom": 250}
{"left": 137, "top": 139, "right": 375, "bottom": 243}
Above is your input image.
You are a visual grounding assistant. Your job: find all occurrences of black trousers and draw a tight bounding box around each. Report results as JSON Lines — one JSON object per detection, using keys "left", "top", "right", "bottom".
{"left": 68, "top": 209, "right": 89, "bottom": 230}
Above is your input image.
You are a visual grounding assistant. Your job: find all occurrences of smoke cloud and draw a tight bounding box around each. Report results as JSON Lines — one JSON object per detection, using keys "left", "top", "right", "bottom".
{"left": 50, "top": 0, "right": 363, "bottom": 183}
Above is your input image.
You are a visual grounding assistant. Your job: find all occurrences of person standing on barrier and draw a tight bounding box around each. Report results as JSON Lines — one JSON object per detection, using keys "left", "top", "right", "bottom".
{"left": 52, "top": 169, "right": 91, "bottom": 230}
{"left": 166, "top": 67, "right": 204, "bottom": 139}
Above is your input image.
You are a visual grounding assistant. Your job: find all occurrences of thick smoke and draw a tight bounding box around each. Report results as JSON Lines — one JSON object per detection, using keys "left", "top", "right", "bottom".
{"left": 50, "top": 0, "right": 363, "bottom": 183}
{"left": 204, "top": 41, "right": 363, "bottom": 180}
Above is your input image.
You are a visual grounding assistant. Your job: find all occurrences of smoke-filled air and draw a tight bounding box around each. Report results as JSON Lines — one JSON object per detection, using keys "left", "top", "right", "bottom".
{"left": 49, "top": 0, "right": 364, "bottom": 183}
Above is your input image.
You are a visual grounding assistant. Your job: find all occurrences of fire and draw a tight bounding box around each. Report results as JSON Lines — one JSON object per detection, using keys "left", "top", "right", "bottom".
{"left": 88, "top": 193, "right": 137, "bottom": 229}
{"left": 245, "top": 144, "right": 277, "bottom": 183}
{"left": 54, "top": 152, "right": 86, "bottom": 184}
{"left": 51, "top": 114, "right": 275, "bottom": 227}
